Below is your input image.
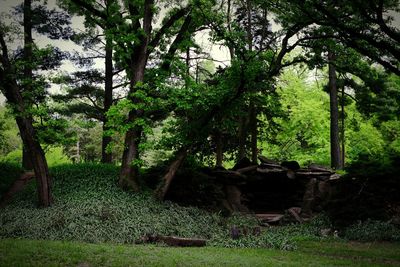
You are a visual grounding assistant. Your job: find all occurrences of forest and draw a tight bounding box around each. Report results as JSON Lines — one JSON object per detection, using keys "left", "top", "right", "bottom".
{"left": 0, "top": 0, "right": 400, "bottom": 265}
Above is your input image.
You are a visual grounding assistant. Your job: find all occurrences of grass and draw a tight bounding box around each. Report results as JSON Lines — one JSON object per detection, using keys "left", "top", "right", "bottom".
{"left": 1, "top": 238, "right": 400, "bottom": 266}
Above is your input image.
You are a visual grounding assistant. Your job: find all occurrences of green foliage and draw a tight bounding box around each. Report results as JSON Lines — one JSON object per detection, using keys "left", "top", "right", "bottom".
{"left": 0, "top": 162, "right": 22, "bottom": 197}
{"left": 1, "top": 149, "right": 22, "bottom": 165}
{"left": 0, "top": 107, "right": 21, "bottom": 157}
{"left": 262, "top": 70, "right": 330, "bottom": 165}
{"left": 45, "top": 147, "right": 71, "bottom": 167}
{"left": 0, "top": 164, "right": 225, "bottom": 244}
{"left": 0, "top": 164, "right": 338, "bottom": 250}
{"left": 344, "top": 220, "right": 400, "bottom": 242}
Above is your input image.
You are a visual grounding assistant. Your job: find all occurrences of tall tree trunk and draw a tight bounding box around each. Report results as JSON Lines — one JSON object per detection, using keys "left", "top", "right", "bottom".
{"left": 16, "top": 116, "right": 52, "bottom": 207}
{"left": 237, "top": 115, "right": 247, "bottom": 160}
{"left": 249, "top": 100, "right": 258, "bottom": 164}
{"left": 22, "top": 0, "right": 33, "bottom": 170}
{"left": 22, "top": 146, "right": 33, "bottom": 169}
{"left": 215, "top": 131, "right": 223, "bottom": 167}
{"left": 341, "top": 87, "right": 345, "bottom": 168}
{"left": 328, "top": 51, "right": 343, "bottom": 170}
{"left": 0, "top": 0, "right": 52, "bottom": 207}
{"left": 227, "top": 0, "right": 235, "bottom": 58}
{"left": 76, "top": 135, "right": 80, "bottom": 163}
{"left": 0, "top": 76, "right": 53, "bottom": 206}
{"left": 101, "top": 36, "right": 113, "bottom": 163}
{"left": 118, "top": 0, "right": 154, "bottom": 191}
{"left": 154, "top": 148, "right": 187, "bottom": 201}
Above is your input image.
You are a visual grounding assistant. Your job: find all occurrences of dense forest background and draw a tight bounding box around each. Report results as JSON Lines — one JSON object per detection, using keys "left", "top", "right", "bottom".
{"left": 0, "top": 0, "right": 399, "bottom": 207}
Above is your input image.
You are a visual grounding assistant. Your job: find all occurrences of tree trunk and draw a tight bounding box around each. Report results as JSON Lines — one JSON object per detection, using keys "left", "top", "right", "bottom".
{"left": 154, "top": 148, "right": 187, "bottom": 201}
{"left": 22, "top": 146, "right": 33, "bottom": 170}
{"left": 118, "top": 0, "right": 154, "bottom": 191}
{"left": 1, "top": 79, "right": 53, "bottom": 206}
{"left": 119, "top": 126, "right": 141, "bottom": 191}
{"left": 22, "top": 0, "right": 33, "bottom": 170}
{"left": 237, "top": 115, "right": 247, "bottom": 160}
{"left": 328, "top": 51, "right": 343, "bottom": 170}
{"left": 0, "top": 0, "right": 52, "bottom": 207}
{"left": 17, "top": 118, "right": 52, "bottom": 207}
{"left": 249, "top": 100, "right": 257, "bottom": 164}
{"left": 215, "top": 131, "right": 223, "bottom": 167}
{"left": 341, "top": 87, "right": 345, "bottom": 168}
{"left": 227, "top": 0, "right": 235, "bottom": 58}
{"left": 101, "top": 37, "right": 113, "bottom": 163}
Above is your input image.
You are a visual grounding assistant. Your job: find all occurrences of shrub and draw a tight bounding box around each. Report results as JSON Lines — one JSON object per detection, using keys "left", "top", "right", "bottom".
{"left": 343, "top": 219, "right": 400, "bottom": 242}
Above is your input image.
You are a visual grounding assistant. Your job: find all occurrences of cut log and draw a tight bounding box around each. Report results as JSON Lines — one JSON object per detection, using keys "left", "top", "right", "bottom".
{"left": 236, "top": 165, "right": 258, "bottom": 174}
{"left": 295, "top": 170, "right": 333, "bottom": 176}
{"left": 256, "top": 167, "right": 283, "bottom": 174}
{"left": 329, "top": 173, "right": 341, "bottom": 180}
{"left": 259, "top": 163, "right": 282, "bottom": 169}
{"left": 308, "top": 164, "right": 333, "bottom": 172}
{"left": 138, "top": 234, "right": 207, "bottom": 247}
{"left": 287, "top": 207, "right": 304, "bottom": 223}
{"left": 258, "top": 156, "right": 279, "bottom": 165}
{"left": 255, "top": 213, "right": 284, "bottom": 223}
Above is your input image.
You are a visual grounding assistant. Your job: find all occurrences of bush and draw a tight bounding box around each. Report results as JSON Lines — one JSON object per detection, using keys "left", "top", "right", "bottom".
{"left": 343, "top": 219, "right": 400, "bottom": 242}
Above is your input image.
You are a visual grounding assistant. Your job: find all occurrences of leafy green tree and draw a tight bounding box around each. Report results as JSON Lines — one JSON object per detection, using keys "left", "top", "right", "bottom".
{"left": 0, "top": 0, "right": 72, "bottom": 206}
{"left": 277, "top": 0, "right": 400, "bottom": 75}
{"left": 67, "top": 0, "right": 213, "bottom": 192}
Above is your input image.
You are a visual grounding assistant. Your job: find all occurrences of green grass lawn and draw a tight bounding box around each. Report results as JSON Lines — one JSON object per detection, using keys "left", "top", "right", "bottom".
{"left": 1, "top": 239, "right": 399, "bottom": 267}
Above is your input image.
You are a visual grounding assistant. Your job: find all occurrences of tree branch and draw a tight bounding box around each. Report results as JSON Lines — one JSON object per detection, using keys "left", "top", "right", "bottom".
{"left": 148, "top": 6, "right": 190, "bottom": 52}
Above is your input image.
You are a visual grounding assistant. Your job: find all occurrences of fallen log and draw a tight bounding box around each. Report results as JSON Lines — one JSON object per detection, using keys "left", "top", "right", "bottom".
{"left": 258, "top": 156, "right": 280, "bottom": 165}
{"left": 295, "top": 170, "right": 333, "bottom": 176}
{"left": 255, "top": 213, "right": 284, "bottom": 223}
{"left": 256, "top": 167, "right": 283, "bottom": 174}
{"left": 287, "top": 207, "right": 304, "bottom": 223}
{"left": 259, "top": 163, "right": 282, "bottom": 169}
{"left": 138, "top": 234, "right": 207, "bottom": 247}
{"left": 236, "top": 165, "right": 258, "bottom": 174}
{"left": 308, "top": 164, "right": 333, "bottom": 172}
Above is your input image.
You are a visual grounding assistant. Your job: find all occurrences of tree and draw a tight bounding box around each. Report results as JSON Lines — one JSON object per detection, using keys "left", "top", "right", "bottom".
{"left": 154, "top": 0, "right": 315, "bottom": 200}
{"left": 328, "top": 51, "right": 343, "bottom": 169}
{"left": 67, "top": 0, "right": 208, "bottom": 191}
{"left": 0, "top": 7, "right": 52, "bottom": 206}
{"left": 58, "top": 0, "right": 128, "bottom": 163}
{"left": 0, "top": 0, "right": 72, "bottom": 206}
{"left": 278, "top": 0, "right": 400, "bottom": 75}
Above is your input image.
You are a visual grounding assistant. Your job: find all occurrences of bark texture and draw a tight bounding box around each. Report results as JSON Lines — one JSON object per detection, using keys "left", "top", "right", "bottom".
{"left": 101, "top": 36, "right": 113, "bottom": 163}
{"left": 328, "top": 51, "right": 343, "bottom": 170}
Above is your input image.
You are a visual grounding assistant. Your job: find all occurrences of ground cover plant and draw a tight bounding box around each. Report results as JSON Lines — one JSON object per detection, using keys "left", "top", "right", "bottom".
{"left": 0, "top": 163, "right": 310, "bottom": 249}
{"left": 1, "top": 163, "right": 399, "bottom": 250}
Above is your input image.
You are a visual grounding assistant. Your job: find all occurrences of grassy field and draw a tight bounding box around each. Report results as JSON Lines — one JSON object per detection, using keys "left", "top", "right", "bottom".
{"left": 1, "top": 239, "right": 399, "bottom": 267}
